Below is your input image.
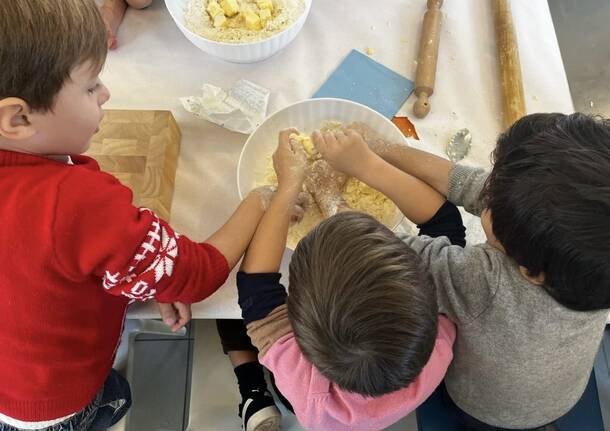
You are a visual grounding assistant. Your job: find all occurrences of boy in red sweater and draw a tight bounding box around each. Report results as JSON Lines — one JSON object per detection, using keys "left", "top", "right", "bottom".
{"left": 0, "top": 1, "right": 289, "bottom": 429}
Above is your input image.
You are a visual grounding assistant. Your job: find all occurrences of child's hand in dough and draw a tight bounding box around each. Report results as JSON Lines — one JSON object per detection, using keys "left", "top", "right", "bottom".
{"left": 273, "top": 128, "right": 307, "bottom": 194}
{"left": 305, "top": 159, "right": 348, "bottom": 197}
{"left": 346, "top": 122, "right": 408, "bottom": 161}
{"left": 312, "top": 129, "right": 376, "bottom": 179}
{"left": 344, "top": 122, "right": 392, "bottom": 154}
{"left": 305, "top": 160, "right": 350, "bottom": 217}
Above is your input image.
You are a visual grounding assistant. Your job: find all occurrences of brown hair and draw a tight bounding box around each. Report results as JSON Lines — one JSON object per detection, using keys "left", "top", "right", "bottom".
{"left": 0, "top": 0, "right": 107, "bottom": 112}
{"left": 287, "top": 211, "right": 438, "bottom": 397}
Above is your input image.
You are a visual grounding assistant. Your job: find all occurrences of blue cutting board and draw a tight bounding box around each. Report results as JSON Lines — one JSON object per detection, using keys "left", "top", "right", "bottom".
{"left": 313, "top": 49, "right": 415, "bottom": 119}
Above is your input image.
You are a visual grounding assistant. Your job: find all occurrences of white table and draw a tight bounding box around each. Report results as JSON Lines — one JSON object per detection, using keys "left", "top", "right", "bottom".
{"left": 101, "top": 0, "right": 574, "bottom": 319}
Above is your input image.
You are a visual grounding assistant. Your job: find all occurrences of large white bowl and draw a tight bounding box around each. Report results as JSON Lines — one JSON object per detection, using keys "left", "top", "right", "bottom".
{"left": 165, "top": 0, "right": 312, "bottom": 63}
{"left": 238, "top": 98, "right": 410, "bottom": 232}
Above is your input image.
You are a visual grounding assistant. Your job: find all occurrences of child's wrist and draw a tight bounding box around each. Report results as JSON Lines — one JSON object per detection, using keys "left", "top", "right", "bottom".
{"left": 276, "top": 181, "right": 302, "bottom": 197}
{"left": 313, "top": 188, "right": 346, "bottom": 217}
{"left": 378, "top": 141, "right": 406, "bottom": 165}
{"left": 353, "top": 152, "right": 385, "bottom": 182}
{"left": 246, "top": 189, "right": 272, "bottom": 213}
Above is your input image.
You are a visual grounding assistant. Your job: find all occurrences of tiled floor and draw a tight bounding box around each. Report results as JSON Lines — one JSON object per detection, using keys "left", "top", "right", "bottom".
{"left": 190, "top": 320, "right": 419, "bottom": 430}
{"left": 110, "top": 319, "right": 419, "bottom": 431}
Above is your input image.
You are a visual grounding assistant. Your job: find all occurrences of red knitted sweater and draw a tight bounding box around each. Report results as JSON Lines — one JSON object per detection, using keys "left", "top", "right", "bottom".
{"left": 0, "top": 150, "right": 229, "bottom": 421}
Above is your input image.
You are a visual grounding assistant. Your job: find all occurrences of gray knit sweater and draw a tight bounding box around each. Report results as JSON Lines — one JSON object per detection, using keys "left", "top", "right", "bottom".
{"left": 402, "top": 164, "right": 609, "bottom": 428}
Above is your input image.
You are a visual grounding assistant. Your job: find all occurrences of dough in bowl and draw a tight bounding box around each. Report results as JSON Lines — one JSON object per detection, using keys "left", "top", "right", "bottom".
{"left": 185, "top": 0, "right": 305, "bottom": 43}
{"left": 259, "top": 122, "right": 401, "bottom": 249}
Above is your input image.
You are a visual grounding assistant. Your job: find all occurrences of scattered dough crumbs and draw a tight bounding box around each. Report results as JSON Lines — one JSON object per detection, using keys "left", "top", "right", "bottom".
{"left": 185, "top": 0, "right": 305, "bottom": 43}
{"left": 258, "top": 122, "right": 400, "bottom": 249}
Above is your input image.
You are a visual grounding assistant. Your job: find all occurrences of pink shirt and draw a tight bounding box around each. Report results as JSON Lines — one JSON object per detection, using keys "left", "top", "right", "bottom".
{"left": 260, "top": 316, "right": 456, "bottom": 431}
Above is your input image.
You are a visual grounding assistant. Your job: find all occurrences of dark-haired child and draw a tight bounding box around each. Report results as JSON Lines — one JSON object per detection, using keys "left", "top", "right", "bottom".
{"left": 318, "top": 114, "right": 610, "bottom": 430}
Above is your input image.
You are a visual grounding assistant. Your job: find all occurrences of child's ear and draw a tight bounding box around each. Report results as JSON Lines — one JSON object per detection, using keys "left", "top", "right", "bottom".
{"left": 0, "top": 98, "right": 36, "bottom": 140}
{"left": 519, "top": 266, "right": 546, "bottom": 286}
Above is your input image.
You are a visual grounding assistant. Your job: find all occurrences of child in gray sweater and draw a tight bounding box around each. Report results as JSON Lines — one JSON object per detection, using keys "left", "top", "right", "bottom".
{"left": 313, "top": 113, "right": 610, "bottom": 430}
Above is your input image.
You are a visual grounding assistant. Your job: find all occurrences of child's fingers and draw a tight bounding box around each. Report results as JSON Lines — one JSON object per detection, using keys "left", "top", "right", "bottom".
{"left": 278, "top": 130, "right": 290, "bottom": 148}
{"left": 171, "top": 302, "right": 192, "bottom": 332}
{"left": 157, "top": 302, "right": 178, "bottom": 327}
{"left": 335, "top": 131, "right": 349, "bottom": 146}
{"left": 290, "top": 139, "right": 307, "bottom": 163}
{"left": 107, "top": 35, "right": 118, "bottom": 50}
{"left": 346, "top": 130, "right": 366, "bottom": 145}
{"left": 346, "top": 122, "right": 375, "bottom": 143}
{"left": 312, "top": 131, "right": 327, "bottom": 155}
{"left": 297, "top": 190, "right": 313, "bottom": 208}
{"left": 346, "top": 121, "right": 367, "bottom": 134}
{"left": 279, "top": 128, "right": 299, "bottom": 147}
{"left": 291, "top": 204, "right": 305, "bottom": 223}
{"left": 323, "top": 132, "right": 338, "bottom": 148}
{"left": 277, "top": 129, "right": 301, "bottom": 167}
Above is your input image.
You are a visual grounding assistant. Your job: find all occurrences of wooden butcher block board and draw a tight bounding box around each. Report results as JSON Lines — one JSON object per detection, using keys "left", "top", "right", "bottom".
{"left": 86, "top": 110, "right": 181, "bottom": 220}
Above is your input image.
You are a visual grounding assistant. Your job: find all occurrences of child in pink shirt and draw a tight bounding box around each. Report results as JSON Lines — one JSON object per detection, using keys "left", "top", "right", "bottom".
{"left": 221, "top": 128, "right": 462, "bottom": 431}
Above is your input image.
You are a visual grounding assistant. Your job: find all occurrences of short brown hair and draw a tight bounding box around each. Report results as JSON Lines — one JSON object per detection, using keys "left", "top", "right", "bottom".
{"left": 287, "top": 212, "right": 438, "bottom": 397}
{"left": 0, "top": 0, "right": 107, "bottom": 112}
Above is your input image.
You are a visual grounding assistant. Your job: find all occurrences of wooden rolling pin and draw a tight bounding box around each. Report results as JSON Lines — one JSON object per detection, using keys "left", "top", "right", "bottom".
{"left": 492, "top": 0, "right": 526, "bottom": 129}
{"left": 413, "top": 0, "right": 444, "bottom": 118}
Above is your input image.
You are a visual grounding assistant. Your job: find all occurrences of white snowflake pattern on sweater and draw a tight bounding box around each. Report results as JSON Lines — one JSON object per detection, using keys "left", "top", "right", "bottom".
{"left": 102, "top": 209, "right": 180, "bottom": 301}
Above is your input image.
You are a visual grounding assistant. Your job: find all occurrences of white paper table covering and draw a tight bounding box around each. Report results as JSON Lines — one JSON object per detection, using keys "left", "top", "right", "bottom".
{"left": 99, "top": 0, "right": 574, "bottom": 319}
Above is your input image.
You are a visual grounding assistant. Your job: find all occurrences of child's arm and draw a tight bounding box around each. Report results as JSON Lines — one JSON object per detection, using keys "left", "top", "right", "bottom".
{"left": 99, "top": 0, "right": 127, "bottom": 49}
{"left": 241, "top": 128, "right": 307, "bottom": 273}
{"left": 52, "top": 167, "right": 280, "bottom": 324}
{"left": 346, "top": 123, "right": 490, "bottom": 217}
{"left": 312, "top": 130, "right": 446, "bottom": 225}
{"left": 234, "top": 130, "right": 306, "bottom": 357}
{"left": 205, "top": 191, "right": 269, "bottom": 271}
{"left": 315, "top": 129, "right": 500, "bottom": 325}
{"left": 304, "top": 159, "right": 352, "bottom": 217}
{"left": 98, "top": 0, "right": 151, "bottom": 50}
{"left": 346, "top": 122, "right": 454, "bottom": 197}
{"left": 156, "top": 190, "right": 270, "bottom": 331}
{"left": 232, "top": 136, "right": 456, "bottom": 431}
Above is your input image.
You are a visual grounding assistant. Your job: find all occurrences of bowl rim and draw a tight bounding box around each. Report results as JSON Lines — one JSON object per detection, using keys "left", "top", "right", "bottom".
{"left": 236, "top": 97, "right": 408, "bottom": 232}
{"left": 165, "top": 0, "right": 313, "bottom": 47}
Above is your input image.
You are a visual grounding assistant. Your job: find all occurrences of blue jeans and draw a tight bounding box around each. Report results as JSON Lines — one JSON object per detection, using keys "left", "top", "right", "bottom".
{"left": 0, "top": 370, "right": 131, "bottom": 431}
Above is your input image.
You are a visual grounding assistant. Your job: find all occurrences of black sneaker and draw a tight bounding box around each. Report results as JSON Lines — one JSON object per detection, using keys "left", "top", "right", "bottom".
{"left": 239, "top": 389, "right": 282, "bottom": 431}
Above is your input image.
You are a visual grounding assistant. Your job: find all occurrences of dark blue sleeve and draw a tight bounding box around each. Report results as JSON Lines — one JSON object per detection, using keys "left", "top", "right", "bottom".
{"left": 237, "top": 272, "right": 288, "bottom": 325}
{"left": 417, "top": 201, "right": 466, "bottom": 247}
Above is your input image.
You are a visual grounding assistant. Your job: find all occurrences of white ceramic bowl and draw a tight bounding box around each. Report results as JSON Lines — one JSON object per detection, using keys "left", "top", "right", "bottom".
{"left": 165, "top": 0, "right": 312, "bottom": 63}
{"left": 237, "top": 98, "right": 410, "bottom": 233}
